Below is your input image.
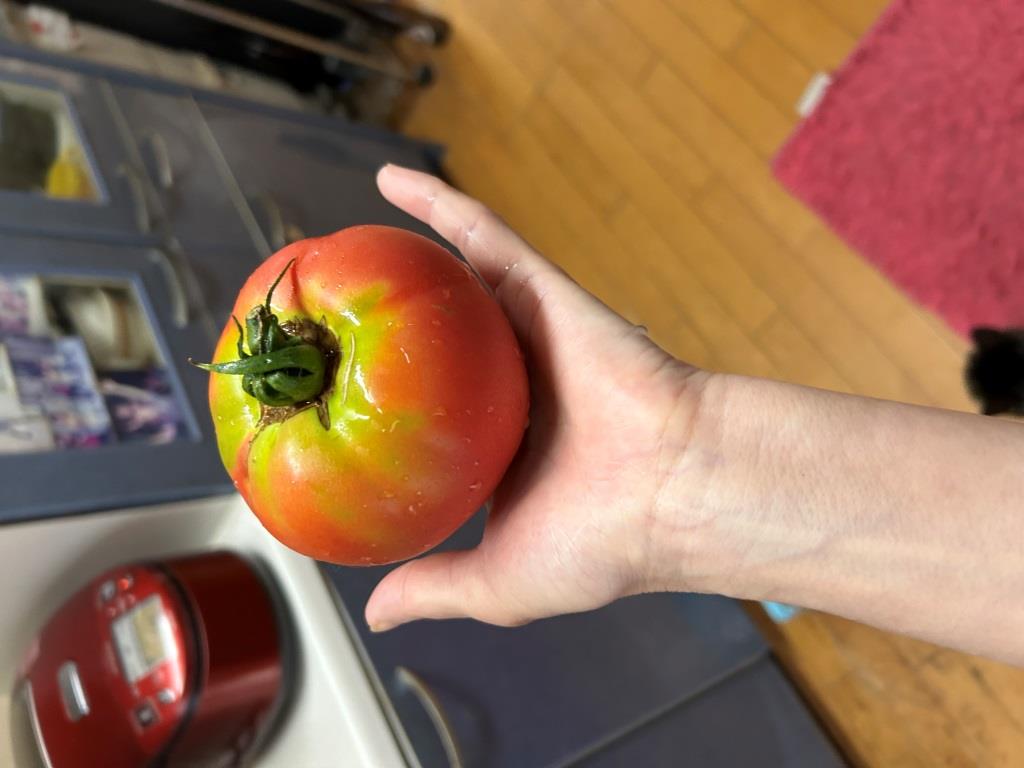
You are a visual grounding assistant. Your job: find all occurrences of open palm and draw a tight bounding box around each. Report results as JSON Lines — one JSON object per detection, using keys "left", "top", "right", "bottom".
{"left": 365, "top": 165, "right": 705, "bottom": 631}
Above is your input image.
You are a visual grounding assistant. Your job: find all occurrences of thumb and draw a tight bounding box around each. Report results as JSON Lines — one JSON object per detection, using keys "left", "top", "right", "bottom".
{"left": 377, "top": 164, "right": 621, "bottom": 346}
{"left": 365, "top": 549, "right": 521, "bottom": 631}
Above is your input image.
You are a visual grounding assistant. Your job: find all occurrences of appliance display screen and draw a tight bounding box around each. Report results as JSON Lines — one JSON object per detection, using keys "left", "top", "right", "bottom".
{"left": 112, "top": 595, "right": 176, "bottom": 683}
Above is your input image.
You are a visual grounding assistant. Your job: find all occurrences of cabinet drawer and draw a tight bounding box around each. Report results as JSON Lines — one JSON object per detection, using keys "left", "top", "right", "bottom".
{"left": 0, "top": 233, "right": 231, "bottom": 523}
{"left": 0, "top": 56, "right": 149, "bottom": 240}
{"left": 110, "top": 84, "right": 263, "bottom": 256}
{"left": 324, "top": 513, "right": 769, "bottom": 768}
{"left": 581, "top": 658, "right": 846, "bottom": 768}
{"left": 197, "top": 99, "right": 442, "bottom": 253}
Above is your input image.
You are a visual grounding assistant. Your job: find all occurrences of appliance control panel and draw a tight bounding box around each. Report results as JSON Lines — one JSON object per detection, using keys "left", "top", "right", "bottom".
{"left": 95, "top": 565, "right": 193, "bottom": 753}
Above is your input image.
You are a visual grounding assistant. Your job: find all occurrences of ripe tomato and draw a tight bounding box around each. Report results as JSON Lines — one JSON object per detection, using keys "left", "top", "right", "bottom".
{"left": 197, "top": 226, "right": 529, "bottom": 565}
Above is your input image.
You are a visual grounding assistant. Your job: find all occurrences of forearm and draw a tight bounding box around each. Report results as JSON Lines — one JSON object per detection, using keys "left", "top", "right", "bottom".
{"left": 655, "top": 374, "right": 1024, "bottom": 664}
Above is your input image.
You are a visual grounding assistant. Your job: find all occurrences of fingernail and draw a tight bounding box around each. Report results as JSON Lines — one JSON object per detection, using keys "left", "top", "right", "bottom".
{"left": 369, "top": 619, "right": 397, "bottom": 633}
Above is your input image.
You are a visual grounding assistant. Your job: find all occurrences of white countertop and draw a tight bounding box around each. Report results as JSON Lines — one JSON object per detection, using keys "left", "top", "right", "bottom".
{"left": 0, "top": 495, "right": 406, "bottom": 768}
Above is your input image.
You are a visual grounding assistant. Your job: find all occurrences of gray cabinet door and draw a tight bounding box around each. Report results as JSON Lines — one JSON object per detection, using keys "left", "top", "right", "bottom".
{"left": 323, "top": 514, "right": 769, "bottom": 768}
{"left": 173, "top": 241, "right": 264, "bottom": 330}
{"left": 108, "top": 85, "right": 268, "bottom": 327}
{"left": 580, "top": 659, "right": 846, "bottom": 768}
{"left": 0, "top": 234, "right": 231, "bottom": 523}
{"left": 196, "top": 100, "right": 442, "bottom": 254}
{"left": 109, "top": 84, "right": 264, "bottom": 258}
{"left": 0, "top": 56, "right": 150, "bottom": 240}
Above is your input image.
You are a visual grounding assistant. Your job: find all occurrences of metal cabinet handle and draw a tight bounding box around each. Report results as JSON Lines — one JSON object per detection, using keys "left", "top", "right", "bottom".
{"left": 149, "top": 248, "right": 189, "bottom": 328}
{"left": 143, "top": 131, "right": 175, "bottom": 190}
{"left": 119, "top": 162, "right": 153, "bottom": 233}
{"left": 256, "top": 194, "right": 305, "bottom": 253}
{"left": 259, "top": 193, "right": 287, "bottom": 252}
{"left": 395, "top": 666, "right": 464, "bottom": 768}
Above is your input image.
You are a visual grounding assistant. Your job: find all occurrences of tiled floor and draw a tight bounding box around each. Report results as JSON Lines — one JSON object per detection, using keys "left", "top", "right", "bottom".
{"left": 401, "top": 1, "right": 1024, "bottom": 765}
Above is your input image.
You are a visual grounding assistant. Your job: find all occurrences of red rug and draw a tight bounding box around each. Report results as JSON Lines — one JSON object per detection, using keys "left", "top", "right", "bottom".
{"left": 773, "top": 0, "right": 1024, "bottom": 336}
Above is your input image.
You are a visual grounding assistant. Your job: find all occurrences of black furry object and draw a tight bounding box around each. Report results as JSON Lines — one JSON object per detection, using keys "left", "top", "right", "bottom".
{"left": 965, "top": 328, "right": 1024, "bottom": 416}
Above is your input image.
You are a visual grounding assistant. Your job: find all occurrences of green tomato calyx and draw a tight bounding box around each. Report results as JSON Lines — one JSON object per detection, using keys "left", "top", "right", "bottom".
{"left": 191, "top": 259, "right": 338, "bottom": 426}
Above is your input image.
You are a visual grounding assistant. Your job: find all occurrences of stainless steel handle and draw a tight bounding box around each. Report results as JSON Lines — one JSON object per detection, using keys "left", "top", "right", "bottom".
{"left": 11, "top": 681, "right": 53, "bottom": 768}
{"left": 259, "top": 193, "right": 287, "bottom": 252}
{"left": 119, "top": 162, "right": 153, "bottom": 233}
{"left": 57, "top": 661, "right": 90, "bottom": 722}
{"left": 143, "top": 131, "right": 175, "bottom": 190}
{"left": 149, "top": 248, "right": 189, "bottom": 328}
{"left": 256, "top": 194, "right": 306, "bottom": 252}
{"left": 395, "top": 666, "right": 464, "bottom": 768}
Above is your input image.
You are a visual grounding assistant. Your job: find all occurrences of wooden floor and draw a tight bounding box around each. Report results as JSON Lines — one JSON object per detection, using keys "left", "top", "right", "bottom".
{"left": 400, "top": 1, "right": 1024, "bottom": 765}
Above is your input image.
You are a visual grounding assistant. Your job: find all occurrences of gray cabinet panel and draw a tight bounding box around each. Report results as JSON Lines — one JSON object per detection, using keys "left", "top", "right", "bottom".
{"left": 197, "top": 100, "right": 441, "bottom": 252}
{"left": 0, "top": 56, "right": 148, "bottom": 240}
{"left": 176, "top": 241, "right": 263, "bottom": 329}
{"left": 324, "top": 514, "right": 768, "bottom": 768}
{"left": 109, "top": 84, "right": 263, "bottom": 256}
{"left": 581, "top": 658, "right": 845, "bottom": 768}
{"left": 0, "top": 234, "right": 231, "bottom": 523}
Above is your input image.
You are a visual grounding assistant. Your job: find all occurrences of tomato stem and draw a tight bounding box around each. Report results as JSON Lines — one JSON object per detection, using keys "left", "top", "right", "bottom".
{"left": 190, "top": 259, "right": 334, "bottom": 413}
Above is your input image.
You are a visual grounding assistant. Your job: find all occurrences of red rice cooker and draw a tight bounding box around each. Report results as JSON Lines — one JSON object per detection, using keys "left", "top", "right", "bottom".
{"left": 10, "top": 551, "right": 292, "bottom": 767}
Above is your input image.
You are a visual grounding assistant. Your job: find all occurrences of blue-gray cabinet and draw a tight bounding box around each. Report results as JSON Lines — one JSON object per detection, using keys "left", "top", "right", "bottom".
{"left": 0, "top": 233, "right": 228, "bottom": 523}
{"left": 108, "top": 83, "right": 264, "bottom": 256}
{"left": 196, "top": 98, "right": 442, "bottom": 252}
{"left": 0, "top": 55, "right": 152, "bottom": 241}
{"left": 581, "top": 659, "right": 845, "bottom": 767}
{"left": 324, "top": 512, "right": 773, "bottom": 768}
{"left": 0, "top": 49, "right": 443, "bottom": 523}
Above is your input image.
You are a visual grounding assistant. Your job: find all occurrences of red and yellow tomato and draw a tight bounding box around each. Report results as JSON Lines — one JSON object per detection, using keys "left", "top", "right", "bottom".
{"left": 202, "top": 226, "right": 528, "bottom": 565}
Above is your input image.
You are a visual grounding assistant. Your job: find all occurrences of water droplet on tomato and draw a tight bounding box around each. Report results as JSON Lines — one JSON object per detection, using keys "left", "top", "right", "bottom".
{"left": 486, "top": 405, "right": 495, "bottom": 414}
{"left": 442, "top": 288, "right": 451, "bottom": 300}
{"left": 432, "top": 406, "right": 447, "bottom": 417}
{"left": 473, "top": 460, "right": 480, "bottom": 467}
{"left": 469, "top": 481, "right": 482, "bottom": 491}
{"left": 380, "top": 490, "right": 396, "bottom": 499}
{"left": 431, "top": 319, "right": 442, "bottom": 327}
{"left": 463, "top": 437, "right": 472, "bottom": 444}
{"left": 407, "top": 505, "right": 416, "bottom": 513}
{"left": 402, "top": 475, "right": 410, "bottom": 482}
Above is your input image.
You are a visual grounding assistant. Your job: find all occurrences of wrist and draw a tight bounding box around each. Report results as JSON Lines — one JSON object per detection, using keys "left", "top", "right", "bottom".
{"left": 643, "top": 372, "right": 786, "bottom": 599}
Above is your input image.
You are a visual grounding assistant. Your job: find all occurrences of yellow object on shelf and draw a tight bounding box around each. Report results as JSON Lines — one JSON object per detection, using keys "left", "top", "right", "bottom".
{"left": 45, "top": 146, "right": 96, "bottom": 201}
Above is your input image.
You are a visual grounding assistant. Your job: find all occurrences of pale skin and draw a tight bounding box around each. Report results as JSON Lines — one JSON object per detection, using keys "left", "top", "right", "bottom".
{"left": 366, "top": 164, "right": 1024, "bottom": 667}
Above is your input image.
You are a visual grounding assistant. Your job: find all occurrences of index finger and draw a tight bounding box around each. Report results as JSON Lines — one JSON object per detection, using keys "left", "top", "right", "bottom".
{"left": 376, "top": 164, "right": 546, "bottom": 289}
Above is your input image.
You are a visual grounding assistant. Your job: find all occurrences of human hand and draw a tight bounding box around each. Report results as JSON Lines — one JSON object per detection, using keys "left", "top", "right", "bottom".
{"left": 365, "top": 165, "right": 709, "bottom": 631}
